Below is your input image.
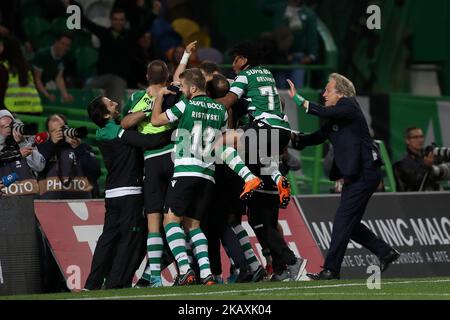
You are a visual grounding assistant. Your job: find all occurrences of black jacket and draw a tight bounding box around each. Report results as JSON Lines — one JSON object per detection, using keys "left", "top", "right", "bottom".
{"left": 293, "top": 97, "right": 379, "bottom": 181}
{"left": 37, "top": 141, "right": 102, "bottom": 198}
{"left": 82, "top": 16, "right": 137, "bottom": 85}
{"left": 393, "top": 149, "right": 440, "bottom": 192}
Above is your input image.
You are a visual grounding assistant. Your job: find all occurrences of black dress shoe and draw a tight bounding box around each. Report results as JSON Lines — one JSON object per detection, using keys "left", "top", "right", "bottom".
{"left": 306, "top": 269, "right": 340, "bottom": 280}
{"left": 380, "top": 249, "right": 401, "bottom": 273}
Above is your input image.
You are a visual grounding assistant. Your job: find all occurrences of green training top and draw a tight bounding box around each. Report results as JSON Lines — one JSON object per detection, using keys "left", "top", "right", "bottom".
{"left": 123, "top": 90, "right": 174, "bottom": 159}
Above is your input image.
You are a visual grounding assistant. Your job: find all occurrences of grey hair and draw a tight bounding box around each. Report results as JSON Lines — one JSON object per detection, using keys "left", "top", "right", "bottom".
{"left": 329, "top": 73, "right": 356, "bottom": 97}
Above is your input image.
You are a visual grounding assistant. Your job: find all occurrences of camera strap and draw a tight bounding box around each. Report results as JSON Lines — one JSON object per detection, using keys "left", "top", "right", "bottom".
{"left": 418, "top": 172, "right": 429, "bottom": 192}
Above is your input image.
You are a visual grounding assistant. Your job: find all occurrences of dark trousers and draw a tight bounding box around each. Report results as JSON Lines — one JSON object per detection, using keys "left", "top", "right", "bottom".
{"left": 202, "top": 210, "right": 226, "bottom": 276}
{"left": 247, "top": 192, "right": 296, "bottom": 273}
{"left": 84, "top": 194, "right": 147, "bottom": 290}
{"left": 324, "top": 168, "right": 392, "bottom": 274}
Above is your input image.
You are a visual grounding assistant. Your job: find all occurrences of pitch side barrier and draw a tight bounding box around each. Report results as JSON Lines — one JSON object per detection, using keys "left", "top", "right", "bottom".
{"left": 298, "top": 192, "right": 450, "bottom": 279}
{"left": 2, "top": 192, "right": 449, "bottom": 295}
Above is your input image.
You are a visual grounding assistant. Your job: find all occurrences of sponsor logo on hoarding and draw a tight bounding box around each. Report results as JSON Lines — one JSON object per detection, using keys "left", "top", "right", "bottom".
{"left": 299, "top": 193, "right": 450, "bottom": 278}
{"left": 35, "top": 198, "right": 323, "bottom": 290}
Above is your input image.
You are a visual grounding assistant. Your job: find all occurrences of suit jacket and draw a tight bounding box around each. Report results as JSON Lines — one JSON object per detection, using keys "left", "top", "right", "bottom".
{"left": 295, "top": 97, "right": 378, "bottom": 181}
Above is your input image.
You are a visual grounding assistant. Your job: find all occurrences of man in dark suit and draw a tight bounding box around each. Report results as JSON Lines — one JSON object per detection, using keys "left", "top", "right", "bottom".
{"left": 287, "top": 74, "right": 400, "bottom": 280}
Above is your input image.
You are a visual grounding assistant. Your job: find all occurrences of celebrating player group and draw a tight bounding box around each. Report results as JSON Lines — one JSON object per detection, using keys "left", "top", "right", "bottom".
{"left": 86, "top": 39, "right": 307, "bottom": 290}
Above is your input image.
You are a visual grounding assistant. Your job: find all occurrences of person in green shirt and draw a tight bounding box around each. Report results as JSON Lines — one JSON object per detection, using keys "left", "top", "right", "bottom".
{"left": 217, "top": 40, "right": 308, "bottom": 282}
{"left": 32, "top": 34, "right": 74, "bottom": 103}
{"left": 120, "top": 59, "right": 176, "bottom": 288}
{"left": 260, "top": 0, "right": 319, "bottom": 89}
{"left": 217, "top": 40, "right": 292, "bottom": 208}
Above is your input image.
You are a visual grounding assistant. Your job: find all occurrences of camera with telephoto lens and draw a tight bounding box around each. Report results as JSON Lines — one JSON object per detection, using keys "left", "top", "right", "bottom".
{"left": 61, "top": 125, "right": 88, "bottom": 139}
{"left": 422, "top": 143, "right": 450, "bottom": 162}
{"left": 12, "top": 122, "right": 38, "bottom": 136}
{"left": 423, "top": 143, "right": 450, "bottom": 181}
{"left": 431, "top": 163, "right": 450, "bottom": 181}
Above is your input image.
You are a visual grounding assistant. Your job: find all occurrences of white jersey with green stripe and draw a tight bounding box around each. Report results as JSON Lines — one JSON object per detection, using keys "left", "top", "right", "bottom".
{"left": 165, "top": 95, "right": 228, "bottom": 183}
{"left": 124, "top": 90, "right": 175, "bottom": 158}
{"left": 230, "top": 66, "right": 291, "bottom": 131}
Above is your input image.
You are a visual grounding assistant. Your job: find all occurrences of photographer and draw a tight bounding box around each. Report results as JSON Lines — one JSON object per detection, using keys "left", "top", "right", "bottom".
{"left": 0, "top": 110, "right": 45, "bottom": 197}
{"left": 37, "top": 114, "right": 101, "bottom": 199}
{"left": 394, "top": 127, "right": 449, "bottom": 192}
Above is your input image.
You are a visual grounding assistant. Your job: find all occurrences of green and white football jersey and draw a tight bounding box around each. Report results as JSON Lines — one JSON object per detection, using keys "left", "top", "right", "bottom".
{"left": 165, "top": 95, "right": 228, "bottom": 183}
{"left": 123, "top": 90, "right": 175, "bottom": 159}
{"left": 230, "top": 67, "right": 291, "bottom": 131}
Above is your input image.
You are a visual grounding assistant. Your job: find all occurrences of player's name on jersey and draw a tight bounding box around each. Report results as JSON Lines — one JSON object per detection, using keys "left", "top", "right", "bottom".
{"left": 256, "top": 76, "right": 276, "bottom": 84}
{"left": 191, "top": 111, "right": 221, "bottom": 121}
{"left": 242, "top": 68, "right": 276, "bottom": 84}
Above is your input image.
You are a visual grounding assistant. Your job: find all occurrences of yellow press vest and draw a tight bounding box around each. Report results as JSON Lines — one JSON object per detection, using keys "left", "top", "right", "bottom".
{"left": 2, "top": 61, "right": 43, "bottom": 113}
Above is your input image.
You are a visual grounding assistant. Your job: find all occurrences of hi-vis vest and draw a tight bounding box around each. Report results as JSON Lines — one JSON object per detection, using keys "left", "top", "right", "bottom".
{"left": 2, "top": 61, "right": 43, "bottom": 114}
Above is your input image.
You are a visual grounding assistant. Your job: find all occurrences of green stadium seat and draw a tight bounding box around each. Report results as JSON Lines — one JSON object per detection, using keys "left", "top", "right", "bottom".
{"left": 184, "top": 30, "right": 211, "bottom": 48}
{"left": 72, "top": 31, "right": 93, "bottom": 48}
{"left": 171, "top": 18, "right": 200, "bottom": 41}
{"left": 42, "top": 106, "right": 90, "bottom": 121}
{"left": 23, "top": 17, "right": 51, "bottom": 42}
{"left": 33, "top": 31, "right": 55, "bottom": 50}
{"left": 51, "top": 17, "right": 73, "bottom": 36}
{"left": 74, "top": 47, "right": 98, "bottom": 79}
{"left": 21, "top": 0, "right": 44, "bottom": 19}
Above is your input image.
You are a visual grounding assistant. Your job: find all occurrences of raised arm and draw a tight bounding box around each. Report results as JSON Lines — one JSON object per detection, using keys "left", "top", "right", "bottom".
{"left": 173, "top": 41, "right": 197, "bottom": 84}
{"left": 287, "top": 79, "right": 355, "bottom": 120}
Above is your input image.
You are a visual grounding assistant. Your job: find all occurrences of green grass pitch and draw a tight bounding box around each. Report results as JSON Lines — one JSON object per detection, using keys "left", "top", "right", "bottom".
{"left": 1, "top": 278, "right": 449, "bottom": 300}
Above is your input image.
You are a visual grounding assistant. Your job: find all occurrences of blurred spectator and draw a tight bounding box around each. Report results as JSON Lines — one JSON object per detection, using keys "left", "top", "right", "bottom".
{"left": 40, "top": 0, "right": 69, "bottom": 21}
{"left": 199, "top": 61, "right": 222, "bottom": 82}
{"left": 37, "top": 114, "right": 101, "bottom": 199}
{"left": 0, "top": 1, "right": 27, "bottom": 44}
{"left": 261, "top": 0, "right": 319, "bottom": 88}
{"left": 0, "top": 36, "right": 43, "bottom": 114}
{"left": 32, "top": 34, "right": 74, "bottom": 103}
{"left": 130, "top": 30, "right": 165, "bottom": 89}
{"left": 113, "top": 0, "right": 162, "bottom": 31}
{"left": 0, "top": 110, "right": 45, "bottom": 197}
{"left": 259, "top": 30, "right": 293, "bottom": 66}
{"left": 393, "top": 127, "right": 442, "bottom": 192}
{"left": 167, "top": 44, "right": 199, "bottom": 78}
{"left": 167, "top": 44, "right": 186, "bottom": 77}
{"left": 79, "top": 6, "right": 142, "bottom": 104}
